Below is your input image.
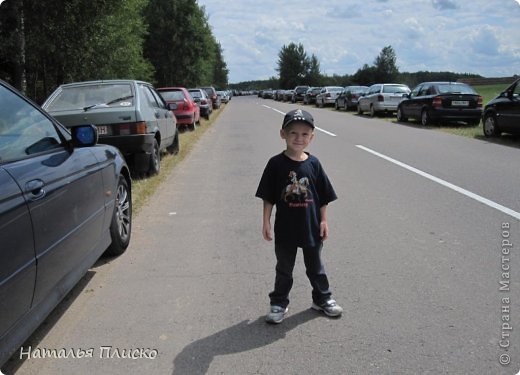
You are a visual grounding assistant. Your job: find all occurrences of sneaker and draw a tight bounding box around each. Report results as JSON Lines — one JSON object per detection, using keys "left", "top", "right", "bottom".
{"left": 265, "top": 305, "right": 288, "bottom": 324}
{"left": 312, "top": 299, "right": 343, "bottom": 317}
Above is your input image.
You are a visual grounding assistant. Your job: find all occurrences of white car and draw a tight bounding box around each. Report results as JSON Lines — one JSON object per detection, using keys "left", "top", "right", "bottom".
{"left": 357, "top": 83, "right": 410, "bottom": 117}
{"left": 315, "top": 86, "right": 343, "bottom": 108}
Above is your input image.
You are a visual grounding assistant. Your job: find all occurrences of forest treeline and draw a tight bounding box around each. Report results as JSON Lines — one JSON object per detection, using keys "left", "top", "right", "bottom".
{"left": 0, "top": 0, "right": 229, "bottom": 103}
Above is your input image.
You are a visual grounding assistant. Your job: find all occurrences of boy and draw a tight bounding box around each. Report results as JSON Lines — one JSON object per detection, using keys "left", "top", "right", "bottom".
{"left": 255, "top": 109, "right": 342, "bottom": 324}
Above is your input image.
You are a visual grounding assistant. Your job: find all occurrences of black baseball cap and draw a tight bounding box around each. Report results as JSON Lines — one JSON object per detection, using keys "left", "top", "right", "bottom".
{"left": 282, "top": 109, "right": 315, "bottom": 129}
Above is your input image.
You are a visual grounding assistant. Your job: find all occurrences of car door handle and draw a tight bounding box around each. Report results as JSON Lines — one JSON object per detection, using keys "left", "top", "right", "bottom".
{"left": 25, "top": 179, "right": 46, "bottom": 201}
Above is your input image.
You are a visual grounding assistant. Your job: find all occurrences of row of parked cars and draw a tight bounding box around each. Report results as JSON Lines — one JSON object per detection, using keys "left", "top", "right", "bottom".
{"left": 0, "top": 78, "right": 231, "bottom": 367}
{"left": 262, "top": 79, "right": 520, "bottom": 137}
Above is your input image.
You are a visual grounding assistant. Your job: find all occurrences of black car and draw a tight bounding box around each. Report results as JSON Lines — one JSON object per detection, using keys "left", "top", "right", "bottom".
{"left": 303, "top": 87, "right": 321, "bottom": 105}
{"left": 291, "top": 85, "right": 310, "bottom": 103}
{"left": 397, "top": 82, "right": 482, "bottom": 126}
{"left": 482, "top": 78, "right": 520, "bottom": 137}
{"left": 0, "top": 80, "right": 132, "bottom": 366}
{"left": 335, "top": 86, "right": 368, "bottom": 110}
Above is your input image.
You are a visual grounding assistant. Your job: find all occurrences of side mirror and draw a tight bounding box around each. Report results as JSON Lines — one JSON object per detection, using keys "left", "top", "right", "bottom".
{"left": 70, "top": 124, "right": 98, "bottom": 147}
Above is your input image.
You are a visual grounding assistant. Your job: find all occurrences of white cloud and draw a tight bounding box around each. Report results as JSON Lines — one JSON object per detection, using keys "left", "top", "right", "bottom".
{"left": 199, "top": 0, "right": 520, "bottom": 83}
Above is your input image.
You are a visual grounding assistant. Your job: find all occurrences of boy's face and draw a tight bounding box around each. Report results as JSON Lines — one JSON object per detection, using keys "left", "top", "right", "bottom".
{"left": 280, "top": 122, "right": 315, "bottom": 153}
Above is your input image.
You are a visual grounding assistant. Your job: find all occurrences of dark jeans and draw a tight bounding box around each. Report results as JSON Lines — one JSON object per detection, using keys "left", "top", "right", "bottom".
{"left": 269, "top": 242, "right": 332, "bottom": 308}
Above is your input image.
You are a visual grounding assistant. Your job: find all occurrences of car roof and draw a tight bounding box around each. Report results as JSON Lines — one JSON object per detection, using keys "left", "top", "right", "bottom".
{"left": 58, "top": 79, "right": 151, "bottom": 88}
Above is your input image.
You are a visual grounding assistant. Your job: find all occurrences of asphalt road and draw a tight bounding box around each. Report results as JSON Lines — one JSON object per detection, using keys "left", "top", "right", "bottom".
{"left": 4, "top": 96, "right": 519, "bottom": 375}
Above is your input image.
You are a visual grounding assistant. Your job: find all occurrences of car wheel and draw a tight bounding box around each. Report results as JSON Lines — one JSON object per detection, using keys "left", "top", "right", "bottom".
{"left": 421, "top": 109, "right": 431, "bottom": 126}
{"left": 334, "top": 101, "right": 339, "bottom": 110}
{"left": 148, "top": 138, "right": 161, "bottom": 175}
{"left": 167, "top": 132, "right": 180, "bottom": 155}
{"left": 369, "top": 105, "right": 376, "bottom": 117}
{"left": 105, "top": 176, "right": 132, "bottom": 256}
{"left": 319, "top": 100, "right": 324, "bottom": 108}
{"left": 357, "top": 104, "right": 363, "bottom": 115}
{"left": 483, "top": 114, "right": 501, "bottom": 137}
{"left": 396, "top": 107, "right": 408, "bottom": 122}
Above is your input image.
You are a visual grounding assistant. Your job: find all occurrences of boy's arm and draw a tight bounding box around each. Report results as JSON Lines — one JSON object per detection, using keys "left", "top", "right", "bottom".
{"left": 262, "top": 200, "right": 274, "bottom": 241}
{"left": 320, "top": 205, "right": 329, "bottom": 241}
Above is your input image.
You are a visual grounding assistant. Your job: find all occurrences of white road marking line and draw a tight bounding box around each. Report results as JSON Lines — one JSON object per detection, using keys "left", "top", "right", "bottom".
{"left": 262, "top": 105, "right": 337, "bottom": 137}
{"left": 356, "top": 144, "right": 520, "bottom": 221}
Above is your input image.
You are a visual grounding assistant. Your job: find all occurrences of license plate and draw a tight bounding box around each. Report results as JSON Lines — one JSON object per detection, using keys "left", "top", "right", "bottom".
{"left": 96, "top": 125, "right": 108, "bottom": 135}
{"left": 452, "top": 100, "right": 469, "bottom": 106}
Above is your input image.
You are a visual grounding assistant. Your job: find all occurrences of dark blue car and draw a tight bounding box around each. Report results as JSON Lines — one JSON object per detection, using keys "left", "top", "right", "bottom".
{"left": 0, "top": 80, "right": 132, "bottom": 366}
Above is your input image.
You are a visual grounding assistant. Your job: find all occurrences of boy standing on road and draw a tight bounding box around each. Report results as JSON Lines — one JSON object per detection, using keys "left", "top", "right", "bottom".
{"left": 255, "top": 109, "right": 343, "bottom": 324}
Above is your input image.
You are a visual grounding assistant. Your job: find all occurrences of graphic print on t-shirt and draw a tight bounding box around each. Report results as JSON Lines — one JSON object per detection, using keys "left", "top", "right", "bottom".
{"left": 281, "top": 171, "right": 313, "bottom": 207}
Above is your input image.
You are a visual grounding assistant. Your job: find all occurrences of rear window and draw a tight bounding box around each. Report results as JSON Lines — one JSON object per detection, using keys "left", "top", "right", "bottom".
{"left": 437, "top": 84, "right": 476, "bottom": 95}
{"left": 189, "top": 90, "right": 202, "bottom": 98}
{"left": 383, "top": 85, "right": 409, "bottom": 94}
{"left": 45, "top": 83, "right": 134, "bottom": 111}
{"left": 159, "top": 90, "right": 185, "bottom": 101}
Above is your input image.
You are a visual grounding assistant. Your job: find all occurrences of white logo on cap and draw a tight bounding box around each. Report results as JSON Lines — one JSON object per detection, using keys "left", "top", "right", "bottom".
{"left": 293, "top": 109, "right": 303, "bottom": 117}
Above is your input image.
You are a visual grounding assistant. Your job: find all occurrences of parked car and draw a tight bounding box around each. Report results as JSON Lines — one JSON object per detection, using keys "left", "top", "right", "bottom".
{"left": 335, "top": 86, "right": 369, "bottom": 110}
{"left": 291, "top": 85, "right": 310, "bottom": 103}
{"left": 274, "top": 89, "right": 285, "bottom": 101}
{"left": 157, "top": 87, "right": 200, "bottom": 131}
{"left": 201, "top": 86, "right": 221, "bottom": 109}
{"left": 217, "top": 90, "right": 230, "bottom": 103}
{"left": 482, "top": 78, "right": 520, "bottom": 137}
{"left": 396, "top": 82, "right": 482, "bottom": 126}
{"left": 315, "top": 86, "right": 344, "bottom": 108}
{"left": 43, "top": 80, "right": 179, "bottom": 176}
{"left": 0, "top": 79, "right": 132, "bottom": 367}
{"left": 357, "top": 83, "right": 410, "bottom": 117}
{"left": 303, "top": 87, "right": 322, "bottom": 105}
{"left": 282, "top": 90, "right": 294, "bottom": 102}
{"left": 188, "top": 88, "right": 212, "bottom": 120}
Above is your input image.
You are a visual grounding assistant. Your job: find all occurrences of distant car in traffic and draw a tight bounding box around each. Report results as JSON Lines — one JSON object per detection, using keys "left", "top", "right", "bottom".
{"left": 201, "top": 86, "right": 221, "bottom": 109}
{"left": 357, "top": 83, "right": 410, "bottom": 117}
{"left": 482, "top": 78, "right": 520, "bottom": 137}
{"left": 0, "top": 79, "right": 132, "bottom": 367}
{"left": 292, "top": 85, "right": 310, "bottom": 103}
{"left": 397, "top": 82, "right": 482, "bottom": 126}
{"left": 303, "top": 87, "right": 322, "bottom": 105}
{"left": 43, "top": 80, "right": 179, "bottom": 176}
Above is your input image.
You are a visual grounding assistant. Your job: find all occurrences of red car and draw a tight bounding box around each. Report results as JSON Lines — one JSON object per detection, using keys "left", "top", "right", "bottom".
{"left": 157, "top": 87, "right": 200, "bottom": 131}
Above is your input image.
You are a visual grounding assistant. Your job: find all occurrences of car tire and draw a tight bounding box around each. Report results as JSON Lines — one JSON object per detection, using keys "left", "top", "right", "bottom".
{"left": 369, "top": 105, "right": 376, "bottom": 117}
{"left": 396, "top": 107, "right": 408, "bottom": 122}
{"left": 105, "top": 176, "right": 132, "bottom": 256}
{"left": 319, "top": 100, "right": 324, "bottom": 108}
{"left": 421, "top": 109, "right": 431, "bottom": 126}
{"left": 167, "top": 132, "right": 180, "bottom": 155}
{"left": 483, "top": 114, "right": 501, "bottom": 137}
{"left": 148, "top": 138, "right": 161, "bottom": 175}
{"left": 357, "top": 104, "right": 363, "bottom": 115}
{"left": 334, "top": 101, "right": 339, "bottom": 110}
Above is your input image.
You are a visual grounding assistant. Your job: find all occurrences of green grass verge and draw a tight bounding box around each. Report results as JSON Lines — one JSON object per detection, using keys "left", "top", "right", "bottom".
{"left": 131, "top": 105, "right": 225, "bottom": 214}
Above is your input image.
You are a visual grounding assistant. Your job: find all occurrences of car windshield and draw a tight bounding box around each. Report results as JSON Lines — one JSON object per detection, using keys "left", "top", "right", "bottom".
{"left": 383, "top": 85, "right": 409, "bottom": 94}
{"left": 329, "top": 87, "right": 343, "bottom": 92}
{"left": 159, "top": 90, "right": 185, "bottom": 101}
{"left": 45, "top": 84, "right": 134, "bottom": 111}
{"left": 437, "top": 84, "right": 476, "bottom": 95}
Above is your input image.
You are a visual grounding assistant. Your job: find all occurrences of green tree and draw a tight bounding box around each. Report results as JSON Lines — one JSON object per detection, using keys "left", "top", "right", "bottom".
{"left": 277, "top": 42, "right": 310, "bottom": 89}
{"left": 212, "top": 42, "right": 229, "bottom": 88}
{"left": 306, "top": 54, "right": 322, "bottom": 86}
{"left": 373, "top": 45, "right": 399, "bottom": 83}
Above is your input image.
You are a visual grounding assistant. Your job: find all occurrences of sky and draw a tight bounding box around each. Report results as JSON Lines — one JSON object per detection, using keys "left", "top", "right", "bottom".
{"left": 196, "top": 0, "right": 520, "bottom": 84}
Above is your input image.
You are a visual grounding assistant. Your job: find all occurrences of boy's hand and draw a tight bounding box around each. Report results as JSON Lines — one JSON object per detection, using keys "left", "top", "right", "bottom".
{"left": 263, "top": 222, "right": 273, "bottom": 241}
{"left": 320, "top": 221, "right": 329, "bottom": 241}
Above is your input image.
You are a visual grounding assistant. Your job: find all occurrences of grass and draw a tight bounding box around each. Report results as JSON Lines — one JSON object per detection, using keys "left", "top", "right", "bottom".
{"left": 131, "top": 105, "right": 224, "bottom": 214}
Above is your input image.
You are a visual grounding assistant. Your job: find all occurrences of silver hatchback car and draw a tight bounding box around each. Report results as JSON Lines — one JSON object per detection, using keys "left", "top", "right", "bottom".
{"left": 43, "top": 80, "right": 179, "bottom": 176}
{"left": 357, "top": 83, "right": 410, "bottom": 117}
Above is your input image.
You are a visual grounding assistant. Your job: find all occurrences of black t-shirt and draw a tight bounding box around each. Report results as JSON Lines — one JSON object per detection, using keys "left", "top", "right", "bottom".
{"left": 255, "top": 152, "right": 337, "bottom": 247}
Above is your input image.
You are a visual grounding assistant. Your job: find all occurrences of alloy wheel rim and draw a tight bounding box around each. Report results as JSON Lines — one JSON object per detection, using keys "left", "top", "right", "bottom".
{"left": 116, "top": 184, "right": 131, "bottom": 242}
